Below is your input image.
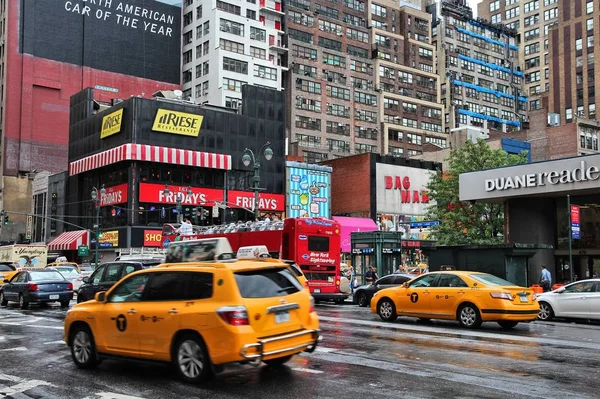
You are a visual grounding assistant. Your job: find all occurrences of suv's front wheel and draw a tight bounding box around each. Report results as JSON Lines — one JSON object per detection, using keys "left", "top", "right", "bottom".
{"left": 264, "top": 355, "right": 292, "bottom": 367}
{"left": 70, "top": 325, "right": 100, "bottom": 369}
{"left": 173, "top": 333, "right": 211, "bottom": 384}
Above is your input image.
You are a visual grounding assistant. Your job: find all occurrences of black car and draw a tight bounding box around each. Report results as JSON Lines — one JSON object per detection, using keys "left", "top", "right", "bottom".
{"left": 77, "top": 260, "right": 162, "bottom": 303}
{"left": 1, "top": 269, "right": 73, "bottom": 309}
{"left": 353, "top": 273, "right": 414, "bottom": 307}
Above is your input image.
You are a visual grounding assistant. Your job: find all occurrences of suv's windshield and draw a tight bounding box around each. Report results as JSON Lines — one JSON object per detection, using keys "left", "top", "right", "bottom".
{"left": 54, "top": 266, "right": 79, "bottom": 275}
{"left": 470, "top": 273, "right": 516, "bottom": 287}
{"left": 235, "top": 268, "right": 302, "bottom": 298}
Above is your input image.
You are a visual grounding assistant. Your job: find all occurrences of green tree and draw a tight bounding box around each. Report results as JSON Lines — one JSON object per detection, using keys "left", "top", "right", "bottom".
{"left": 426, "top": 139, "right": 528, "bottom": 245}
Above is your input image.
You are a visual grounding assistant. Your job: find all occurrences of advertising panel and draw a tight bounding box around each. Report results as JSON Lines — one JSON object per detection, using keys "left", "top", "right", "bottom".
{"left": 20, "top": 0, "right": 181, "bottom": 83}
{"left": 152, "top": 109, "right": 204, "bottom": 137}
{"left": 100, "top": 109, "right": 124, "bottom": 139}
{"left": 100, "top": 183, "right": 128, "bottom": 207}
{"left": 571, "top": 205, "right": 580, "bottom": 240}
{"left": 286, "top": 162, "right": 332, "bottom": 218}
{"left": 139, "top": 183, "right": 223, "bottom": 206}
{"left": 0, "top": 245, "right": 48, "bottom": 268}
{"left": 143, "top": 230, "right": 163, "bottom": 247}
{"left": 375, "top": 163, "right": 435, "bottom": 217}
{"left": 99, "top": 231, "right": 119, "bottom": 248}
{"left": 228, "top": 191, "right": 285, "bottom": 212}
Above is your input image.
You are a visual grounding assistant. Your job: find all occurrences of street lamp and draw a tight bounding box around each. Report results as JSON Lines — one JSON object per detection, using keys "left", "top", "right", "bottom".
{"left": 91, "top": 185, "right": 106, "bottom": 267}
{"left": 163, "top": 185, "right": 193, "bottom": 223}
{"left": 242, "top": 141, "right": 273, "bottom": 220}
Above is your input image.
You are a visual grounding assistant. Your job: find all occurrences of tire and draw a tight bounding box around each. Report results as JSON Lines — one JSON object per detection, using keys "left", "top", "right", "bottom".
{"left": 69, "top": 325, "right": 100, "bottom": 369}
{"left": 60, "top": 300, "right": 70, "bottom": 308}
{"left": 264, "top": 355, "right": 292, "bottom": 367}
{"left": 0, "top": 291, "right": 7, "bottom": 307}
{"left": 173, "top": 333, "right": 211, "bottom": 384}
{"left": 457, "top": 303, "right": 482, "bottom": 329}
{"left": 357, "top": 292, "right": 368, "bottom": 307}
{"left": 417, "top": 318, "right": 431, "bottom": 323}
{"left": 19, "top": 294, "right": 29, "bottom": 310}
{"left": 538, "top": 302, "right": 554, "bottom": 321}
{"left": 377, "top": 298, "right": 398, "bottom": 322}
{"left": 498, "top": 321, "right": 519, "bottom": 329}
{"left": 335, "top": 299, "right": 345, "bottom": 304}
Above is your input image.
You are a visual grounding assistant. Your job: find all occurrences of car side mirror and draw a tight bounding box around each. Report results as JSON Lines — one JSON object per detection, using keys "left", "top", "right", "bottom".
{"left": 555, "top": 287, "right": 566, "bottom": 294}
{"left": 95, "top": 291, "right": 107, "bottom": 303}
{"left": 401, "top": 282, "right": 408, "bottom": 288}
{"left": 82, "top": 277, "right": 90, "bottom": 283}
{"left": 3, "top": 279, "right": 8, "bottom": 284}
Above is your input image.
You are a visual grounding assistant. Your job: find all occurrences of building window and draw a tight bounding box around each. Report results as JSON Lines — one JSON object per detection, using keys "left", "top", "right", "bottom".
{"left": 183, "top": 50, "right": 192, "bottom": 64}
{"left": 565, "top": 108, "right": 573, "bottom": 121}
{"left": 203, "top": 40, "right": 209, "bottom": 55}
{"left": 250, "top": 27, "right": 266, "bottom": 41}
{"left": 196, "top": 5, "right": 202, "bottom": 19}
{"left": 421, "top": 122, "right": 442, "bottom": 133}
{"left": 254, "top": 65, "right": 277, "bottom": 80}
{"left": 524, "top": 28, "right": 540, "bottom": 41}
{"left": 315, "top": 3, "right": 339, "bottom": 19}
{"left": 220, "top": 39, "right": 244, "bottom": 54}
{"left": 183, "top": 69, "right": 192, "bottom": 84}
{"left": 295, "top": 116, "right": 322, "bottom": 130}
{"left": 196, "top": 25, "right": 202, "bottom": 39}
{"left": 292, "top": 44, "right": 317, "bottom": 60}
{"left": 303, "top": 151, "right": 327, "bottom": 163}
{"left": 246, "top": 9, "right": 256, "bottom": 19}
{"left": 576, "top": 38, "right": 583, "bottom": 51}
{"left": 524, "top": 14, "right": 539, "bottom": 27}
{"left": 183, "top": 11, "right": 193, "bottom": 27}
{"left": 326, "top": 85, "right": 350, "bottom": 100}
{"left": 196, "top": 44, "right": 203, "bottom": 59}
{"left": 489, "top": 0, "right": 499, "bottom": 12}
{"left": 318, "top": 37, "right": 342, "bottom": 52}
{"left": 289, "top": 10, "right": 314, "bottom": 26}
{"left": 406, "top": 133, "right": 422, "bottom": 145}
{"left": 491, "top": 13, "right": 501, "bottom": 24}
{"left": 354, "top": 126, "right": 378, "bottom": 140}
{"left": 295, "top": 97, "right": 321, "bottom": 112}
{"left": 223, "top": 57, "right": 248, "bottom": 74}
{"left": 505, "top": 7, "right": 519, "bottom": 19}
{"left": 220, "top": 19, "right": 244, "bottom": 36}
{"left": 183, "top": 30, "right": 193, "bottom": 45}
{"left": 389, "top": 146, "right": 404, "bottom": 156}
{"left": 544, "top": 8, "right": 558, "bottom": 20}
{"left": 524, "top": 0, "right": 539, "bottom": 13}
{"left": 354, "top": 91, "right": 377, "bottom": 106}
{"left": 223, "top": 78, "right": 245, "bottom": 92}
{"left": 202, "top": 81, "right": 209, "bottom": 96}
{"left": 225, "top": 96, "right": 242, "bottom": 109}
{"left": 250, "top": 46, "right": 266, "bottom": 59}
{"left": 296, "top": 134, "right": 321, "bottom": 148}
{"left": 588, "top": 35, "right": 595, "bottom": 48}
{"left": 343, "top": 0, "right": 365, "bottom": 12}
{"left": 326, "top": 121, "right": 351, "bottom": 136}
{"left": 323, "top": 52, "right": 346, "bottom": 68}
{"left": 296, "top": 78, "right": 322, "bottom": 94}
{"left": 327, "top": 139, "right": 351, "bottom": 153}
{"left": 347, "top": 28, "right": 369, "bottom": 43}
{"left": 204, "top": 21, "right": 209, "bottom": 35}
{"left": 289, "top": 28, "right": 313, "bottom": 44}
{"left": 196, "top": 65, "right": 202, "bottom": 78}
{"left": 355, "top": 143, "right": 375, "bottom": 153}
{"left": 586, "top": 1, "right": 593, "bottom": 14}
{"left": 587, "top": 18, "right": 594, "bottom": 32}
{"left": 216, "top": 1, "right": 241, "bottom": 15}
{"left": 327, "top": 103, "right": 350, "bottom": 118}
{"left": 371, "top": 3, "right": 387, "bottom": 17}
{"left": 195, "top": 84, "right": 202, "bottom": 99}
{"left": 203, "top": 61, "right": 209, "bottom": 75}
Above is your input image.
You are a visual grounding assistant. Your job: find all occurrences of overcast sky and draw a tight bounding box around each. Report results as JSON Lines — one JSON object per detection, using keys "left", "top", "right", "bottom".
{"left": 468, "top": 0, "right": 480, "bottom": 17}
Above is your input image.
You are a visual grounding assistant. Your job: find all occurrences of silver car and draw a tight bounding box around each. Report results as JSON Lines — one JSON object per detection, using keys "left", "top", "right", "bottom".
{"left": 50, "top": 266, "right": 84, "bottom": 293}
{"left": 535, "top": 279, "right": 600, "bottom": 321}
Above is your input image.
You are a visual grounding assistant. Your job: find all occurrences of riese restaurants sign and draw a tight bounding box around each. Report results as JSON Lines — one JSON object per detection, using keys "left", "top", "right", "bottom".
{"left": 459, "top": 155, "right": 600, "bottom": 201}
{"left": 376, "top": 164, "right": 435, "bottom": 217}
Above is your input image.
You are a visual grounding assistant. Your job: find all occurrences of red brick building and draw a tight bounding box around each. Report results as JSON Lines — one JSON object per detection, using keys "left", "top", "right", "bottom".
{"left": 0, "top": 0, "right": 182, "bottom": 239}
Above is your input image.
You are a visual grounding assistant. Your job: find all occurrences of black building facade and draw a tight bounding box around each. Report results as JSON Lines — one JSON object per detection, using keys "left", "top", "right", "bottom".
{"left": 64, "top": 85, "right": 286, "bottom": 254}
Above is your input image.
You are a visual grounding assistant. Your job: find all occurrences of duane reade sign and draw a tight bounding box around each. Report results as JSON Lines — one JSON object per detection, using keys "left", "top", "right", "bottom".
{"left": 459, "top": 154, "right": 600, "bottom": 201}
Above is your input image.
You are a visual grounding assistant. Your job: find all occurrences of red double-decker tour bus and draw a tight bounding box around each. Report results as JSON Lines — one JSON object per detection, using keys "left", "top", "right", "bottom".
{"left": 161, "top": 217, "right": 347, "bottom": 302}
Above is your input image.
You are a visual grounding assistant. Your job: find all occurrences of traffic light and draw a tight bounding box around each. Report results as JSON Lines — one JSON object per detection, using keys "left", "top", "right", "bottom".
{"left": 1, "top": 211, "right": 8, "bottom": 225}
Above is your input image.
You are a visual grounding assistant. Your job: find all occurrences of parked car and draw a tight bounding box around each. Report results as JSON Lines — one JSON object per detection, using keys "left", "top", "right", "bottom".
{"left": 536, "top": 279, "right": 600, "bottom": 321}
{"left": 1, "top": 269, "right": 73, "bottom": 309}
{"left": 76, "top": 260, "right": 162, "bottom": 303}
{"left": 353, "top": 273, "right": 414, "bottom": 307}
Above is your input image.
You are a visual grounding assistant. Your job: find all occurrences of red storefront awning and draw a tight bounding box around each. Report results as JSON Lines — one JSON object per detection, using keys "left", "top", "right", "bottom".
{"left": 69, "top": 143, "right": 232, "bottom": 176}
{"left": 48, "top": 230, "right": 89, "bottom": 251}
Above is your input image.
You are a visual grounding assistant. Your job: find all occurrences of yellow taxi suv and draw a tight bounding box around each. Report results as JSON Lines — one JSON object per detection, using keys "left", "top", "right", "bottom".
{"left": 370, "top": 271, "right": 539, "bottom": 329}
{"left": 64, "top": 238, "right": 320, "bottom": 384}
{"left": 0, "top": 263, "right": 18, "bottom": 285}
{"left": 236, "top": 245, "right": 309, "bottom": 289}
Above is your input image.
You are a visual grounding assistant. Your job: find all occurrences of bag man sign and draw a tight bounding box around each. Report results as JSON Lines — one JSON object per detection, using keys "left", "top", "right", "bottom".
{"left": 152, "top": 109, "right": 203, "bottom": 137}
{"left": 100, "top": 109, "right": 124, "bottom": 139}
{"left": 376, "top": 163, "right": 435, "bottom": 217}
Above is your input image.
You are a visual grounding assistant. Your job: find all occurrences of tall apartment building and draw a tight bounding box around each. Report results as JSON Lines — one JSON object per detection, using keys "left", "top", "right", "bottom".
{"left": 478, "top": 0, "right": 559, "bottom": 113}
{"left": 432, "top": 0, "right": 527, "bottom": 133}
{"left": 182, "top": 0, "right": 287, "bottom": 109}
{"left": 286, "top": 0, "right": 443, "bottom": 162}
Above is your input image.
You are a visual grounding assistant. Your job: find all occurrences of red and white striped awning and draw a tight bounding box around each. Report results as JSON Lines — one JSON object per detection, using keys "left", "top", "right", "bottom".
{"left": 69, "top": 143, "right": 232, "bottom": 176}
{"left": 48, "top": 230, "right": 89, "bottom": 251}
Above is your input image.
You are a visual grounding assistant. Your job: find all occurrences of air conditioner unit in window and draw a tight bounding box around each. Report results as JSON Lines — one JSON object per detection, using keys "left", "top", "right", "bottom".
{"left": 250, "top": 33, "right": 256, "bottom": 39}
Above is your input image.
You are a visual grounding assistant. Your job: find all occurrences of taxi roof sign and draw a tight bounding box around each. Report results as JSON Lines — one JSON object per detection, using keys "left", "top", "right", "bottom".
{"left": 165, "top": 237, "right": 234, "bottom": 263}
{"left": 236, "top": 245, "right": 271, "bottom": 260}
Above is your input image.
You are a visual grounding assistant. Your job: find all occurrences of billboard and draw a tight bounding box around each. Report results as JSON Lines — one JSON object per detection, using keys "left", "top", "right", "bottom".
{"left": 286, "top": 162, "right": 332, "bottom": 218}
{"left": 375, "top": 163, "right": 435, "bottom": 217}
{"left": 20, "top": 0, "right": 181, "bottom": 84}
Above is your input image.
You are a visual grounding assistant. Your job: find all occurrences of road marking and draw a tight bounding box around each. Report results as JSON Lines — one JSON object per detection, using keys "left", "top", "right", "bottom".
{"left": 83, "top": 392, "right": 146, "bottom": 399}
{"left": 314, "top": 346, "right": 337, "bottom": 353}
{"left": 292, "top": 367, "right": 324, "bottom": 374}
{"left": 44, "top": 340, "right": 66, "bottom": 345}
{"left": 0, "top": 322, "right": 63, "bottom": 330}
{"left": 0, "top": 346, "right": 27, "bottom": 351}
{"left": 318, "top": 316, "right": 600, "bottom": 350}
{"left": 0, "top": 373, "right": 55, "bottom": 396}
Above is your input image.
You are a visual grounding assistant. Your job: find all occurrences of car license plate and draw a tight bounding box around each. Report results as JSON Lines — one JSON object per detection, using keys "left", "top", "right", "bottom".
{"left": 519, "top": 296, "right": 528, "bottom": 303}
{"left": 313, "top": 289, "right": 321, "bottom": 293}
{"left": 275, "top": 311, "right": 290, "bottom": 324}
{"left": 49, "top": 295, "right": 59, "bottom": 300}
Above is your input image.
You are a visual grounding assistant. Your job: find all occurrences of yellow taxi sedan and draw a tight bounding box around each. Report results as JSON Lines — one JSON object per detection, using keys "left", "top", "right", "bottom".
{"left": 0, "top": 263, "right": 18, "bottom": 285}
{"left": 64, "top": 238, "right": 320, "bottom": 384}
{"left": 371, "top": 271, "right": 539, "bottom": 329}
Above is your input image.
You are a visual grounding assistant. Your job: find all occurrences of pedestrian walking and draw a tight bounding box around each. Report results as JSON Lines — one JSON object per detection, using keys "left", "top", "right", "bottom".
{"left": 540, "top": 264, "right": 552, "bottom": 292}
{"left": 349, "top": 267, "right": 357, "bottom": 295}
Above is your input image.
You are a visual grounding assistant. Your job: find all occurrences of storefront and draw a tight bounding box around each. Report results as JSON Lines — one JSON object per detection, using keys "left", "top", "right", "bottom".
{"left": 60, "top": 85, "right": 286, "bottom": 254}
{"left": 460, "top": 154, "right": 600, "bottom": 284}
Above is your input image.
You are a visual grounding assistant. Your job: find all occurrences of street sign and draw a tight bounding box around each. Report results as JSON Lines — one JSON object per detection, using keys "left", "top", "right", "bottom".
{"left": 212, "top": 205, "right": 219, "bottom": 218}
{"left": 25, "top": 215, "right": 33, "bottom": 239}
{"left": 570, "top": 205, "right": 580, "bottom": 240}
{"left": 77, "top": 245, "right": 89, "bottom": 257}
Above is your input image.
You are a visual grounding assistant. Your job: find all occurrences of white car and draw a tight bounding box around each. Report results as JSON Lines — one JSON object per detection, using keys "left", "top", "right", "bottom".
{"left": 536, "top": 279, "right": 600, "bottom": 321}
{"left": 50, "top": 266, "right": 84, "bottom": 293}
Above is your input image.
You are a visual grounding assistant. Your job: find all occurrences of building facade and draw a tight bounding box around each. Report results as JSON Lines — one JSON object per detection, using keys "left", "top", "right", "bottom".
{"left": 478, "top": 0, "right": 559, "bottom": 113}
{"left": 0, "top": 0, "right": 182, "bottom": 240}
{"left": 285, "top": 0, "right": 443, "bottom": 163}
{"left": 181, "top": 0, "right": 287, "bottom": 109}
{"left": 432, "top": 0, "right": 527, "bottom": 133}
{"left": 52, "top": 85, "right": 286, "bottom": 259}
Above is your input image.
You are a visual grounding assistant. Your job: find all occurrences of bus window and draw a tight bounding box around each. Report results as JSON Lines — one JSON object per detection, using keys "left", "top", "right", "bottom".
{"left": 308, "top": 236, "right": 329, "bottom": 252}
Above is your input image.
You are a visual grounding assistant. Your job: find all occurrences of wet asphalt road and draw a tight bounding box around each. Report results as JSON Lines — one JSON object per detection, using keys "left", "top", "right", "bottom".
{"left": 0, "top": 299, "right": 599, "bottom": 399}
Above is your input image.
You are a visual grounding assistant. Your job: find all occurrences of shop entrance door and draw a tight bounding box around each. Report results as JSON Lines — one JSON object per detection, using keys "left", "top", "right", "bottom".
{"left": 505, "top": 256, "right": 527, "bottom": 287}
